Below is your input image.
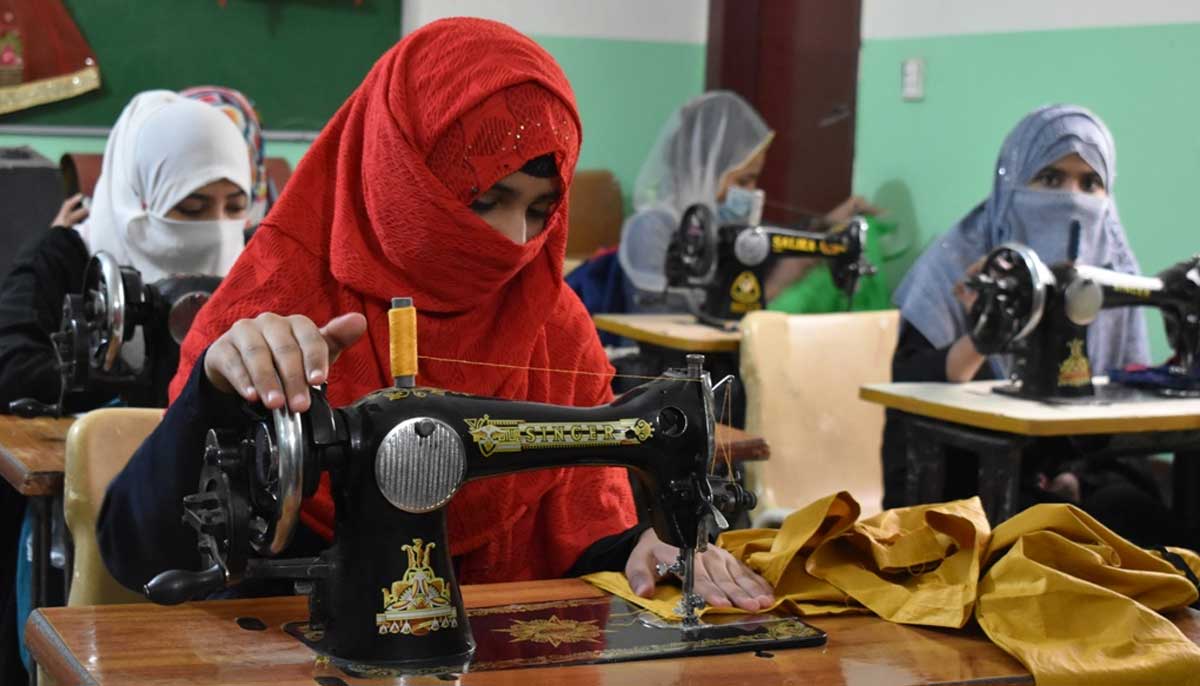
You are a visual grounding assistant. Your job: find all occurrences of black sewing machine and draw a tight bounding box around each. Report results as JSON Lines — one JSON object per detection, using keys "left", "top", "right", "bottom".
{"left": 664, "top": 203, "right": 875, "bottom": 328}
{"left": 144, "top": 298, "right": 808, "bottom": 674}
{"left": 8, "top": 251, "right": 220, "bottom": 417}
{"left": 967, "top": 239, "right": 1200, "bottom": 400}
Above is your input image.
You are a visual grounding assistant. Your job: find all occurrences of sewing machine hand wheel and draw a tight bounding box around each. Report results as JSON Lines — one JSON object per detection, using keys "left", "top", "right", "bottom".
{"left": 246, "top": 407, "right": 310, "bottom": 556}
{"left": 668, "top": 203, "right": 717, "bottom": 282}
{"left": 82, "top": 251, "right": 136, "bottom": 373}
{"left": 968, "top": 243, "right": 1050, "bottom": 354}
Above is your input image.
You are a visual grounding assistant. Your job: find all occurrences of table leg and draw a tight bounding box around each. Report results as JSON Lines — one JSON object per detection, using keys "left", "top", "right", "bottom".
{"left": 1174, "top": 451, "right": 1200, "bottom": 540}
{"left": 977, "top": 447, "right": 1022, "bottom": 525}
{"left": 905, "top": 424, "right": 945, "bottom": 506}
{"left": 30, "top": 496, "right": 49, "bottom": 610}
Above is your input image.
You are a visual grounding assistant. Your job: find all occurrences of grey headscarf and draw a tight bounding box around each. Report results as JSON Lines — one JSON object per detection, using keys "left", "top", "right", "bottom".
{"left": 893, "top": 104, "right": 1149, "bottom": 377}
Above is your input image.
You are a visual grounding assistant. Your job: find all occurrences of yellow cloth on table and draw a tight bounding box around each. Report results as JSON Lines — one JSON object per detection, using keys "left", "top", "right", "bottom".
{"left": 585, "top": 492, "right": 990, "bottom": 625}
{"left": 582, "top": 495, "right": 1200, "bottom": 685}
{"left": 976, "top": 504, "right": 1200, "bottom": 686}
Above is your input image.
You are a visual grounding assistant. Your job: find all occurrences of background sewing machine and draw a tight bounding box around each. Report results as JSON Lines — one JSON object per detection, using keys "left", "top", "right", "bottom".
{"left": 967, "top": 237, "right": 1200, "bottom": 401}
{"left": 8, "top": 250, "right": 220, "bottom": 417}
{"left": 144, "top": 298, "right": 821, "bottom": 676}
{"left": 663, "top": 201, "right": 875, "bottom": 328}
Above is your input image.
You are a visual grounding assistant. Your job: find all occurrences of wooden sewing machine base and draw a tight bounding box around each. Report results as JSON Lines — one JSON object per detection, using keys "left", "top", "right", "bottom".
{"left": 284, "top": 594, "right": 826, "bottom": 679}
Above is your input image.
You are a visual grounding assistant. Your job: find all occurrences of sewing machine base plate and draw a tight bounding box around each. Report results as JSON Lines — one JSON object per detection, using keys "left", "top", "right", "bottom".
{"left": 285, "top": 594, "right": 826, "bottom": 678}
{"left": 992, "top": 382, "right": 1191, "bottom": 405}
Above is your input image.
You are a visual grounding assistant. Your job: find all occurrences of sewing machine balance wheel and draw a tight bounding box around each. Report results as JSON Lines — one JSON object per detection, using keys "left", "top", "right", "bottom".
{"left": 82, "top": 251, "right": 131, "bottom": 373}
{"left": 676, "top": 203, "right": 718, "bottom": 279}
{"left": 968, "top": 242, "right": 1052, "bottom": 354}
{"left": 247, "top": 407, "right": 311, "bottom": 556}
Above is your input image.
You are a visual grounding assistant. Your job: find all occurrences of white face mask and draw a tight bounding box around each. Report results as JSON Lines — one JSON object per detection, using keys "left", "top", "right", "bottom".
{"left": 1007, "top": 188, "right": 1109, "bottom": 265}
{"left": 124, "top": 215, "right": 246, "bottom": 284}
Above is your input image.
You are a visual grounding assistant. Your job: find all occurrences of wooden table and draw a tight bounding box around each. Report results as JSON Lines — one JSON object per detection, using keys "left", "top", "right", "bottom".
{"left": 0, "top": 415, "right": 75, "bottom": 615}
{"left": 860, "top": 380, "right": 1200, "bottom": 524}
{"left": 0, "top": 415, "right": 75, "bottom": 497}
{"left": 33, "top": 578, "right": 1197, "bottom": 685}
{"left": 593, "top": 314, "right": 741, "bottom": 353}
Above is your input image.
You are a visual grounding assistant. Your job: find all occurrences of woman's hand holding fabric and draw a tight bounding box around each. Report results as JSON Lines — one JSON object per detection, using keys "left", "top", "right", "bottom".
{"left": 203, "top": 312, "right": 367, "bottom": 412}
{"left": 625, "top": 527, "right": 775, "bottom": 612}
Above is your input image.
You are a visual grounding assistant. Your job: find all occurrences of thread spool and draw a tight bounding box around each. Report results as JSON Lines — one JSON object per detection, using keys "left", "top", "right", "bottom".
{"left": 389, "top": 297, "right": 417, "bottom": 388}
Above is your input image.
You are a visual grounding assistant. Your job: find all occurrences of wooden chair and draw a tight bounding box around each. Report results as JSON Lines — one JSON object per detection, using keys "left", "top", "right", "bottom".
{"left": 565, "top": 169, "right": 623, "bottom": 263}
{"left": 739, "top": 310, "right": 900, "bottom": 524}
{"left": 63, "top": 408, "right": 162, "bottom": 607}
{"left": 61, "top": 153, "right": 294, "bottom": 197}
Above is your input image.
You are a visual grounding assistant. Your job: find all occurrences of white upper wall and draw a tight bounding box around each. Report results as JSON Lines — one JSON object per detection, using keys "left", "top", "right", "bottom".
{"left": 863, "top": 0, "right": 1200, "bottom": 40}
{"left": 401, "top": 0, "right": 708, "bottom": 44}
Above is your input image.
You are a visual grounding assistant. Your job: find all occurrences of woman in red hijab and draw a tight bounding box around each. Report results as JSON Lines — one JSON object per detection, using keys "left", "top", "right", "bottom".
{"left": 99, "top": 18, "right": 774, "bottom": 611}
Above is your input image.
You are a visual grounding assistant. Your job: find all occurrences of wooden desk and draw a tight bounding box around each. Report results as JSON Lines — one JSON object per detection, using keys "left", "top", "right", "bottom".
{"left": 860, "top": 380, "right": 1200, "bottom": 437}
{"left": 0, "top": 415, "right": 74, "bottom": 497}
{"left": 860, "top": 380, "right": 1200, "bottom": 524}
{"left": 0, "top": 414, "right": 75, "bottom": 618}
{"left": 34, "top": 578, "right": 1196, "bottom": 685}
{"left": 593, "top": 314, "right": 741, "bottom": 353}
{"left": 715, "top": 424, "right": 768, "bottom": 462}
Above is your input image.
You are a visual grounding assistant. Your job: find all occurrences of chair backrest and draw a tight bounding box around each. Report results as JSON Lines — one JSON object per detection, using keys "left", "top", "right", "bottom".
{"left": 739, "top": 310, "right": 900, "bottom": 521}
{"left": 62, "top": 153, "right": 294, "bottom": 197}
{"left": 566, "top": 169, "right": 623, "bottom": 259}
{"left": 63, "top": 408, "right": 162, "bottom": 606}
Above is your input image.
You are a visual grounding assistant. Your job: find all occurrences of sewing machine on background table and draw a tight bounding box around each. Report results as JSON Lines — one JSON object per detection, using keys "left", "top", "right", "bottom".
{"left": 664, "top": 202, "right": 875, "bottom": 330}
{"left": 9, "top": 250, "right": 220, "bottom": 417}
{"left": 967, "top": 240, "right": 1200, "bottom": 401}
{"left": 144, "top": 297, "right": 823, "bottom": 678}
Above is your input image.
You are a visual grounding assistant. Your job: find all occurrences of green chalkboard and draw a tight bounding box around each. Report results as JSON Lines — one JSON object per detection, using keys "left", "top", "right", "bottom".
{"left": 2, "top": 0, "right": 402, "bottom": 131}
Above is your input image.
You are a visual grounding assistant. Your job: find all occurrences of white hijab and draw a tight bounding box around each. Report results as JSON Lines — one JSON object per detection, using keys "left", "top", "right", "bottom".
{"left": 80, "top": 90, "right": 252, "bottom": 284}
{"left": 619, "top": 91, "right": 773, "bottom": 293}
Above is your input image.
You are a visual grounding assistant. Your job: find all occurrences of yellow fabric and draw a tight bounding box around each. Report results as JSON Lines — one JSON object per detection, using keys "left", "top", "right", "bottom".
{"left": 583, "top": 494, "right": 1200, "bottom": 685}
{"left": 976, "top": 504, "right": 1200, "bottom": 686}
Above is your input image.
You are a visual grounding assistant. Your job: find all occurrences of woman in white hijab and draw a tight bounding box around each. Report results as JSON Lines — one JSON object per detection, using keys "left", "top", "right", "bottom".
{"left": 618, "top": 90, "right": 875, "bottom": 313}
{"left": 0, "top": 89, "right": 252, "bottom": 413}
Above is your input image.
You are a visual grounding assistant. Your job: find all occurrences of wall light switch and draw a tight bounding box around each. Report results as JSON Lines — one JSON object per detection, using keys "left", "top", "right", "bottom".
{"left": 902, "top": 58, "right": 925, "bottom": 102}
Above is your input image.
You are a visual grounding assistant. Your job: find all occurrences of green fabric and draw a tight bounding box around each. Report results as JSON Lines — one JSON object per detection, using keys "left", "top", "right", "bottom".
{"left": 768, "top": 217, "right": 893, "bottom": 314}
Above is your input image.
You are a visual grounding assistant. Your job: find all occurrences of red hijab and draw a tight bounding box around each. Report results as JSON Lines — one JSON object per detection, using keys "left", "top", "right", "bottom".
{"left": 172, "top": 18, "right": 636, "bottom": 583}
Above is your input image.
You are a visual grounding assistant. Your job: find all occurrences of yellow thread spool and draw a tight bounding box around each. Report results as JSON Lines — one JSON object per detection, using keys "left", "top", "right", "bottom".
{"left": 388, "top": 297, "right": 418, "bottom": 386}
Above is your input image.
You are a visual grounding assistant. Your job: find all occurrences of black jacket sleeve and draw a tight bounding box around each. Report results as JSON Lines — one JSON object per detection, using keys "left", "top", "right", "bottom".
{"left": 0, "top": 227, "right": 96, "bottom": 411}
{"left": 96, "top": 351, "right": 247, "bottom": 592}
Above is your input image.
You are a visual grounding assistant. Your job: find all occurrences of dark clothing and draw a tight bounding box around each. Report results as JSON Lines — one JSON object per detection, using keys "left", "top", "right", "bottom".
{"left": 0, "top": 227, "right": 106, "bottom": 683}
{"left": 881, "top": 321, "right": 994, "bottom": 509}
{"left": 98, "top": 351, "right": 646, "bottom": 598}
{"left": 0, "top": 226, "right": 114, "bottom": 413}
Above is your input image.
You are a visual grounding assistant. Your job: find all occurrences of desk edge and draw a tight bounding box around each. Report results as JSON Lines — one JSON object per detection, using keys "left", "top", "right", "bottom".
{"left": 859, "top": 385, "right": 1200, "bottom": 436}
{"left": 592, "top": 316, "right": 740, "bottom": 353}
{"left": 26, "top": 609, "right": 98, "bottom": 686}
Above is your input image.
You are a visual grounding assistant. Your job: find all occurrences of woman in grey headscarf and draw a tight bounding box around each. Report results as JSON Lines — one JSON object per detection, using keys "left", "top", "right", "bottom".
{"left": 882, "top": 106, "right": 1169, "bottom": 543}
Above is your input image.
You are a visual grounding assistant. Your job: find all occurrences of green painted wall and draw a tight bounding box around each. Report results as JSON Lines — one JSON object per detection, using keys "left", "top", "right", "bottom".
{"left": 0, "top": 134, "right": 310, "bottom": 170}
{"left": 3, "top": 35, "right": 703, "bottom": 213}
{"left": 854, "top": 22, "right": 1200, "bottom": 359}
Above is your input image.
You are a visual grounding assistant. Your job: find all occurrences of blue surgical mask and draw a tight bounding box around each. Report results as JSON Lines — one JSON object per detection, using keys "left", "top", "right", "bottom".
{"left": 718, "top": 186, "right": 764, "bottom": 226}
{"left": 1006, "top": 188, "right": 1109, "bottom": 265}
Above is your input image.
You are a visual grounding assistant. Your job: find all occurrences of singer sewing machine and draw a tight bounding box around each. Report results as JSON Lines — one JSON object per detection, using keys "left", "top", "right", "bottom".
{"left": 144, "top": 298, "right": 818, "bottom": 675}
{"left": 967, "top": 241, "right": 1200, "bottom": 400}
{"left": 8, "top": 251, "right": 220, "bottom": 417}
{"left": 664, "top": 203, "right": 875, "bottom": 328}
